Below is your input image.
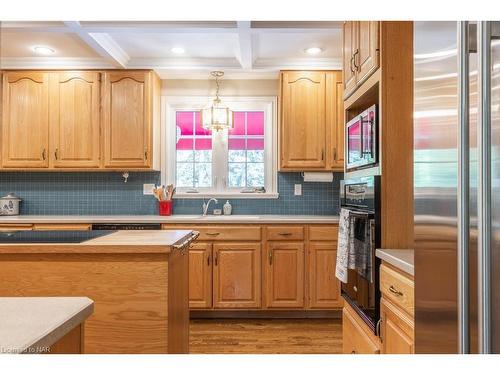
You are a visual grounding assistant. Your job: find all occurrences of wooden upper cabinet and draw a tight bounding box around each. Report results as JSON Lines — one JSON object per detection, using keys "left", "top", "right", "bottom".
{"left": 326, "top": 71, "right": 344, "bottom": 171}
{"left": 380, "top": 297, "right": 414, "bottom": 354}
{"left": 2, "top": 71, "right": 49, "bottom": 168}
{"left": 280, "top": 71, "right": 326, "bottom": 170}
{"left": 343, "top": 21, "right": 380, "bottom": 99}
{"left": 342, "top": 21, "right": 357, "bottom": 97}
{"left": 357, "top": 21, "right": 380, "bottom": 86}
{"left": 102, "top": 70, "right": 158, "bottom": 169}
{"left": 213, "top": 243, "right": 261, "bottom": 309}
{"left": 188, "top": 243, "right": 213, "bottom": 309}
{"left": 265, "top": 242, "right": 305, "bottom": 308}
{"left": 49, "top": 72, "right": 101, "bottom": 168}
{"left": 308, "top": 242, "right": 342, "bottom": 309}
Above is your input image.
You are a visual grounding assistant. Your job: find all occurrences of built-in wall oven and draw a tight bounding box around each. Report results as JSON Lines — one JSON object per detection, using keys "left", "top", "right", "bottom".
{"left": 346, "top": 105, "right": 378, "bottom": 172}
{"left": 339, "top": 175, "right": 381, "bottom": 334}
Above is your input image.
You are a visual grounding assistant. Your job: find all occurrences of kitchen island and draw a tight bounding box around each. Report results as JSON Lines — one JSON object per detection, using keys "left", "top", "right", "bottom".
{"left": 0, "top": 230, "right": 197, "bottom": 354}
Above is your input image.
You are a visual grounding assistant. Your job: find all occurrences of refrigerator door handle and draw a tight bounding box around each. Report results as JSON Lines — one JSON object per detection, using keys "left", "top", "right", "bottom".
{"left": 457, "top": 21, "right": 472, "bottom": 354}
{"left": 477, "top": 21, "right": 492, "bottom": 354}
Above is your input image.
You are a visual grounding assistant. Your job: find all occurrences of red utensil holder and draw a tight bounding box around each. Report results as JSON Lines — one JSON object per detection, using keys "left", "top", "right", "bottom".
{"left": 159, "top": 200, "right": 173, "bottom": 216}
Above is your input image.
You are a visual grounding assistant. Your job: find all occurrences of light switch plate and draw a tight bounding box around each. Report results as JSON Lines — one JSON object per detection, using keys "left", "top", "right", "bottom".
{"left": 143, "top": 183, "right": 155, "bottom": 195}
{"left": 294, "top": 184, "right": 302, "bottom": 196}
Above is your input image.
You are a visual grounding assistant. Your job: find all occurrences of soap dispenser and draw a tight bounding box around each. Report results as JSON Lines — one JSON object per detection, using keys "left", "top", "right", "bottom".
{"left": 223, "top": 200, "right": 232, "bottom": 215}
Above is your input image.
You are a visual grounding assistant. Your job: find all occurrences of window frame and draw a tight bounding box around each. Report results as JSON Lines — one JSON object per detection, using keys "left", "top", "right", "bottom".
{"left": 162, "top": 96, "right": 278, "bottom": 199}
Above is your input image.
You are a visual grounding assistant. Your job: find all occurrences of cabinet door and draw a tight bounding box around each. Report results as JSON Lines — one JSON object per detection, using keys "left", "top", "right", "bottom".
{"left": 356, "top": 21, "right": 379, "bottom": 86}
{"left": 326, "top": 71, "right": 345, "bottom": 171}
{"left": 342, "top": 21, "right": 357, "bottom": 98}
{"left": 308, "top": 242, "right": 342, "bottom": 308}
{"left": 213, "top": 243, "right": 261, "bottom": 309}
{"left": 380, "top": 298, "right": 414, "bottom": 354}
{"left": 280, "top": 71, "right": 326, "bottom": 170}
{"left": 188, "top": 243, "right": 213, "bottom": 309}
{"left": 2, "top": 71, "right": 49, "bottom": 168}
{"left": 342, "top": 305, "right": 380, "bottom": 354}
{"left": 49, "top": 72, "right": 101, "bottom": 168}
{"left": 102, "top": 71, "right": 151, "bottom": 168}
{"left": 265, "top": 242, "right": 305, "bottom": 308}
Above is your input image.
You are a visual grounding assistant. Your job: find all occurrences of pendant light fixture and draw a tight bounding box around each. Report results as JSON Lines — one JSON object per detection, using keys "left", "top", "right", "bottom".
{"left": 201, "top": 71, "right": 233, "bottom": 131}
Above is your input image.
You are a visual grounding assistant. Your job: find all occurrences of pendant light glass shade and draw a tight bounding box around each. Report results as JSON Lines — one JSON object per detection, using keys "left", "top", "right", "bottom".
{"left": 200, "top": 71, "right": 233, "bottom": 131}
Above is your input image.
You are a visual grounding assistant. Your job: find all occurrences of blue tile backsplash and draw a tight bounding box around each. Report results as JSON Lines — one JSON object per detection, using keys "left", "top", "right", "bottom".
{"left": 0, "top": 172, "right": 341, "bottom": 216}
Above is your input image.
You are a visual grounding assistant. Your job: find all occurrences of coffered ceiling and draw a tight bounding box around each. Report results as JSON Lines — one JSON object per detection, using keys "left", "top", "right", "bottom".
{"left": 0, "top": 21, "right": 343, "bottom": 79}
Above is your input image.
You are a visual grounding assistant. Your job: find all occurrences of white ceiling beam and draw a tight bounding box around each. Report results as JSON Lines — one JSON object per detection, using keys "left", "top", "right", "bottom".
{"left": 235, "top": 21, "right": 253, "bottom": 70}
{"left": 127, "top": 57, "right": 241, "bottom": 70}
{"left": 63, "top": 21, "right": 129, "bottom": 68}
{"left": 253, "top": 57, "right": 343, "bottom": 70}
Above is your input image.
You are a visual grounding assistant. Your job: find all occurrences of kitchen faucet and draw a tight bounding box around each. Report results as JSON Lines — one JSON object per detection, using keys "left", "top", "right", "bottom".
{"left": 202, "top": 198, "right": 218, "bottom": 216}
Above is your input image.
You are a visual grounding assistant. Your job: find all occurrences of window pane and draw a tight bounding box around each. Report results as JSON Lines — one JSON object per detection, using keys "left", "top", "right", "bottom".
{"left": 228, "top": 163, "right": 246, "bottom": 187}
{"left": 228, "top": 150, "right": 246, "bottom": 163}
{"left": 177, "top": 149, "right": 194, "bottom": 162}
{"left": 247, "top": 163, "right": 265, "bottom": 187}
{"left": 176, "top": 138, "right": 193, "bottom": 150}
{"left": 228, "top": 138, "right": 245, "bottom": 150}
{"left": 195, "top": 138, "right": 212, "bottom": 150}
{"left": 194, "top": 150, "right": 212, "bottom": 163}
{"left": 176, "top": 163, "right": 194, "bottom": 187}
{"left": 247, "top": 150, "right": 264, "bottom": 162}
{"left": 195, "top": 112, "right": 211, "bottom": 136}
{"left": 194, "top": 163, "right": 212, "bottom": 187}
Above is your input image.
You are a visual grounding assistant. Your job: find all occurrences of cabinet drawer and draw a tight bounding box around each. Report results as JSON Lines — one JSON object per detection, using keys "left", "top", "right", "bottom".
{"left": 166, "top": 226, "right": 261, "bottom": 241}
{"left": 380, "top": 264, "right": 414, "bottom": 316}
{"left": 33, "top": 223, "right": 91, "bottom": 231}
{"left": 0, "top": 224, "right": 33, "bottom": 232}
{"left": 266, "top": 226, "right": 304, "bottom": 241}
{"left": 309, "top": 225, "right": 338, "bottom": 241}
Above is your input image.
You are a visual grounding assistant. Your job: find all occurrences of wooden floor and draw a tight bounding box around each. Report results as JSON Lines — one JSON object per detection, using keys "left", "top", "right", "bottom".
{"left": 189, "top": 318, "right": 342, "bottom": 354}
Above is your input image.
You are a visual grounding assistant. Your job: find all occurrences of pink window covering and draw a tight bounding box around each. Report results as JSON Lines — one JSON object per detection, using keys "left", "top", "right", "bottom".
{"left": 230, "top": 112, "right": 246, "bottom": 135}
{"left": 177, "top": 111, "right": 212, "bottom": 150}
{"left": 247, "top": 112, "right": 264, "bottom": 135}
{"left": 247, "top": 138, "right": 264, "bottom": 150}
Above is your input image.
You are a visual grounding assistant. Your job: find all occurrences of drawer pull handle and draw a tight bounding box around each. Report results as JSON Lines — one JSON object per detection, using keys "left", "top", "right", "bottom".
{"left": 206, "top": 232, "right": 220, "bottom": 236}
{"left": 278, "top": 232, "right": 292, "bottom": 236}
{"left": 351, "top": 350, "right": 356, "bottom": 354}
{"left": 389, "top": 285, "right": 403, "bottom": 296}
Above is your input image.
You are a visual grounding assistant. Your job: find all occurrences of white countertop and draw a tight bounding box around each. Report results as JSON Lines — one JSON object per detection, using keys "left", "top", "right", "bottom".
{"left": 0, "top": 297, "right": 94, "bottom": 354}
{"left": 376, "top": 249, "right": 414, "bottom": 276}
{"left": 0, "top": 214, "right": 339, "bottom": 224}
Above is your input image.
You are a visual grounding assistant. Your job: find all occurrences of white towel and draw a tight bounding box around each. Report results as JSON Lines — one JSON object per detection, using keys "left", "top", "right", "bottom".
{"left": 336, "top": 208, "right": 355, "bottom": 283}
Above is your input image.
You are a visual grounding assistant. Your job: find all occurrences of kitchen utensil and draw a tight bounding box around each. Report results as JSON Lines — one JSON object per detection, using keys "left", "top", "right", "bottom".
{"left": 0, "top": 193, "right": 22, "bottom": 216}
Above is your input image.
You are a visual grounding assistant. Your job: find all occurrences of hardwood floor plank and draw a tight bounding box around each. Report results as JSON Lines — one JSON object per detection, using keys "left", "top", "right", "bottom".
{"left": 189, "top": 318, "right": 342, "bottom": 354}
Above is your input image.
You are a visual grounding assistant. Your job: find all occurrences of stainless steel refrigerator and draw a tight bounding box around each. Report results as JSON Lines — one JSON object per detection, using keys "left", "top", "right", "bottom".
{"left": 414, "top": 21, "right": 500, "bottom": 354}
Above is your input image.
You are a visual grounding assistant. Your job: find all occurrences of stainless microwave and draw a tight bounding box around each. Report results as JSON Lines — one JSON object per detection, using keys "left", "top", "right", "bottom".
{"left": 345, "top": 105, "right": 378, "bottom": 171}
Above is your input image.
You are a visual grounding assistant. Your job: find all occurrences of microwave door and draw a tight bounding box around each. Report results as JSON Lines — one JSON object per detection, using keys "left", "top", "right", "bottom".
{"left": 347, "top": 117, "right": 363, "bottom": 167}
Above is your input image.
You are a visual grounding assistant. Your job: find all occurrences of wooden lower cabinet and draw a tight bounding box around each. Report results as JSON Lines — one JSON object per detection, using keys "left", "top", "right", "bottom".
{"left": 213, "top": 242, "right": 261, "bottom": 309}
{"left": 308, "top": 241, "right": 342, "bottom": 308}
{"left": 342, "top": 303, "right": 381, "bottom": 354}
{"left": 188, "top": 243, "right": 213, "bottom": 309}
{"left": 380, "top": 297, "right": 414, "bottom": 354}
{"left": 265, "top": 242, "right": 305, "bottom": 308}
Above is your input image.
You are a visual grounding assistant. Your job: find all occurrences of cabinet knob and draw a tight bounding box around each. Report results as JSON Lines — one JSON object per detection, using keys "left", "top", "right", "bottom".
{"left": 353, "top": 49, "right": 360, "bottom": 71}
{"left": 268, "top": 249, "right": 273, "bottom": 265}
{"left": 54, "top": 148, "right": 59, "bottom": 160}
{"left": 41, "top": 148, "right": 46, "bottom": 161}
{"left": 333, "top": 147, "right": 337, "bottom": 161}
{"left": 144, "top": 148, "right": 148, "bottom": 160}
{"left": 389, "top": 285, "right": 403, "bottom": 296}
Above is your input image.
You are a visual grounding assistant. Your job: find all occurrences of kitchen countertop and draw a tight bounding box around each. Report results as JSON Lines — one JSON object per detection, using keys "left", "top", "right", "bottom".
{"left": 0, "top": 214, "right": 339, "bottom": 224}
{"left": 0, "top": 297, "right": 94, "bottom": 354}
{"left": 376, "top": 248, "right": 414, "bottom": 276}
{"left": 0, "top": 230, "right": 194, "bottom": 254}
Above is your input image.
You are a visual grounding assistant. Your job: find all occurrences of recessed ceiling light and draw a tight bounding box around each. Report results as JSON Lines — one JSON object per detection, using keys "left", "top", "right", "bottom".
{"left": 305, "top": 47, "right": 323, "bottom": 55}
{"left": 171, "top": 47, "right": 185, "bottom": 54}
{"left": 32, "top": 46, "right": 55, "bottom": 55}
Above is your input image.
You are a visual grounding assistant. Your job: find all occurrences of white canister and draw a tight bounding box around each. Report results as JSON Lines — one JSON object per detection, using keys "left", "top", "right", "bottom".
{"left": 0, "top": 193, "right": 22, "bottom": 216}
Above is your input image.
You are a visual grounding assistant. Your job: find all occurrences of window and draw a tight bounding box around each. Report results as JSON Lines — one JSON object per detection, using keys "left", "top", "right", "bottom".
{"left": 164, "top": 97, "right": 277, "bottom": 198}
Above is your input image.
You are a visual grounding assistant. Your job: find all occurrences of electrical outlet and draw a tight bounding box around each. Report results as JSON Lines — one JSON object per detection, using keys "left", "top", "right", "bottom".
{"left": 143, "top": 183, "right": 155, "bottom": 195}
{"left": 294, "top": 184, "right": 302, "bottom": 196}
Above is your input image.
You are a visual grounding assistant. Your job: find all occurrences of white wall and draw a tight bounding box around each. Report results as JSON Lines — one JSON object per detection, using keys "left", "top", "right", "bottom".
{"left": 161, "top": 79, "right": 279, "bottom": 97}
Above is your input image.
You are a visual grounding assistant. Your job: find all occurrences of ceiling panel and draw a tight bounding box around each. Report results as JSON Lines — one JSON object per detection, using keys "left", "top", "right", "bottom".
{"left": 0, "top": 31, "right": 100, "bottom": 58}
{"left": 109, "top": 32, "right": 239, "bottom": 58}
{"left": 254, "top": 30, "right": 342, "bottom": 60}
